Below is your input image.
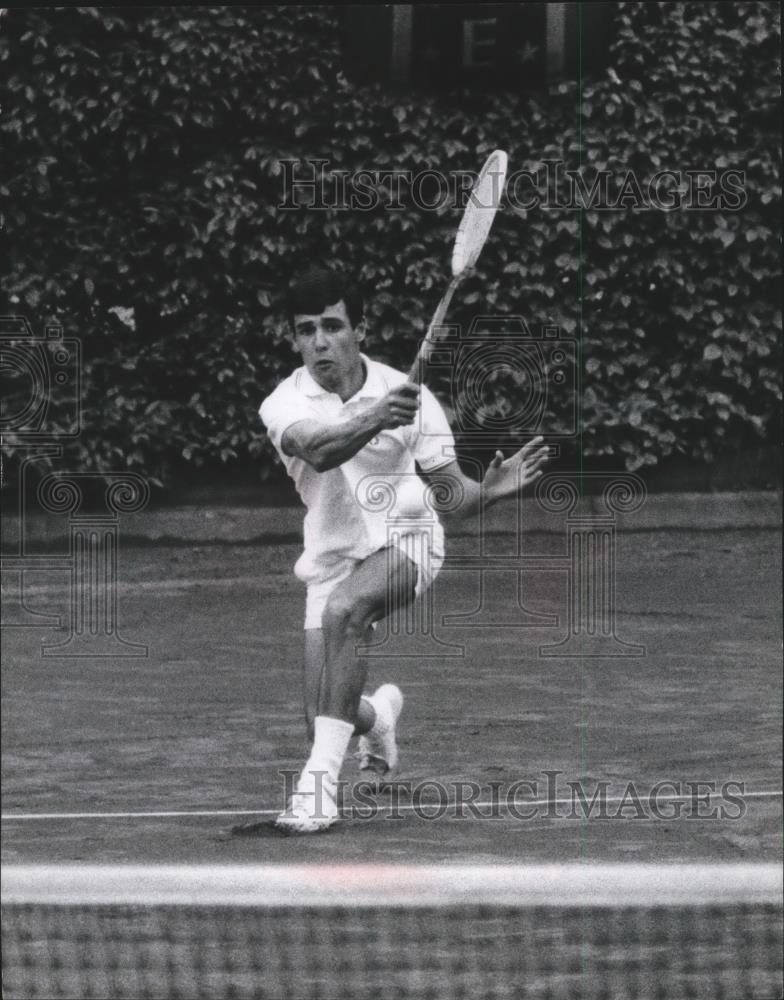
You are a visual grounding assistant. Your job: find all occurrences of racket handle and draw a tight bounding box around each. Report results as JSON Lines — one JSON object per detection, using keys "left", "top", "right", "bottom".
{"left": 408, "top": 277, "right": 461, "bottom": 384}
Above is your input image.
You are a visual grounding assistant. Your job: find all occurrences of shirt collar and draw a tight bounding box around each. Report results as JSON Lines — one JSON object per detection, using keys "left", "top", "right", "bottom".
{"left": 298, "top": 354, "right": 385, "bottom": 402}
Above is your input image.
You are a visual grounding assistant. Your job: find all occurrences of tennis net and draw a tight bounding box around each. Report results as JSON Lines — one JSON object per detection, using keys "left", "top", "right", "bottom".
{"left": 2, "top": 863, "right": 782, "bottom": 999}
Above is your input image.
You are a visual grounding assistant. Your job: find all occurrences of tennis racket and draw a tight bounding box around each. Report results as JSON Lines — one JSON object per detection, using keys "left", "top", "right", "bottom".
{"left": 408, "top": 149, "right": 509, "bottom": 383}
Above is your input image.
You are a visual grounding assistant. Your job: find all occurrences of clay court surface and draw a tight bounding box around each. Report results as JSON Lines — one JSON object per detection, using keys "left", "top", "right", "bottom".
{"left": 2, "top": 525, "right": 781, "bottom": 865}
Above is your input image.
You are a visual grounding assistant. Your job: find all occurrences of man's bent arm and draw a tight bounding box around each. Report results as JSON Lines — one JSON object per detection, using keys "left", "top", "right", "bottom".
{"left": 419, "top": 439, "right": 550, "bottom": 521}
{"left": 282, "top": 413, "right": 385, "bottom": 472}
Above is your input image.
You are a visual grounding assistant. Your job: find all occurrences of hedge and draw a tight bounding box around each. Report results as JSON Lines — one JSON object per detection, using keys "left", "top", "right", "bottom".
{"left": 2, "top": 3, "right": 780, "bottom": 484}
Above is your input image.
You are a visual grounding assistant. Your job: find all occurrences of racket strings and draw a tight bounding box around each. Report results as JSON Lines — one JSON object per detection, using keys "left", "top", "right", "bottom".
{"left": 452, "top": 150, "right": 508, "bottom": 276}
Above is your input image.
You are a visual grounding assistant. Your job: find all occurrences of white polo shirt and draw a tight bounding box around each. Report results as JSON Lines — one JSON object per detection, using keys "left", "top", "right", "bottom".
{"left": 259, "top": 354, "right": 455, "bottom": 585}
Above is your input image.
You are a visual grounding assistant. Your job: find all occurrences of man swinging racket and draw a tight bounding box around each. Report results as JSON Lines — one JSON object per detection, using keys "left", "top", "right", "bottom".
{"left": 259, "top": 266, "right": 550, "bottom": 834}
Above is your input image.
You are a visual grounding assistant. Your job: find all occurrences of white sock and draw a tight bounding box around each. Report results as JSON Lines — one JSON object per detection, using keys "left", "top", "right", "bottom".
{"left": 304, "top": 715, "right": 354, "bottom": 786}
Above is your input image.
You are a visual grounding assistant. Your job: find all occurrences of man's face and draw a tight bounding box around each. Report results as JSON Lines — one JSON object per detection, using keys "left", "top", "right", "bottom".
{"left": 291, "top": 299, "right": 364, "bottom": 388}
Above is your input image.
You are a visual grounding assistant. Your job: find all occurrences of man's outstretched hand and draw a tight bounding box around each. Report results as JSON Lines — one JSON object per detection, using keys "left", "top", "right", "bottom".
{"left": 482, "top": 436, "right": 550, "bottom": 503}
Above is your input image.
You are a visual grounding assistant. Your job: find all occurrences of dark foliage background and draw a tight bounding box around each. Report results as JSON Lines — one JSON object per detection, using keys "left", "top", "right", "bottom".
{"left": 2, "top": 3, "right": 780, "bottom": 485}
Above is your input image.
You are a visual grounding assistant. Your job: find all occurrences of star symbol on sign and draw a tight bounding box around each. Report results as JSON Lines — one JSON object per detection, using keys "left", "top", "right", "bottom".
{"left": 516, "top": 41, "right": 538, "bottom": 64}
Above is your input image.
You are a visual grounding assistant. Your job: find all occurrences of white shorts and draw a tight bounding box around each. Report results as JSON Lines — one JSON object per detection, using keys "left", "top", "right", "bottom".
{"left": 303, "top": 529, "right": 444, "bottom": 630}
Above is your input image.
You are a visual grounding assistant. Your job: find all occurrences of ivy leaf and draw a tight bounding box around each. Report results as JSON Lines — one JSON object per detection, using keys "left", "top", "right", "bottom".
{"left": 0, "top": 3, "right": 778, "bottom": 484}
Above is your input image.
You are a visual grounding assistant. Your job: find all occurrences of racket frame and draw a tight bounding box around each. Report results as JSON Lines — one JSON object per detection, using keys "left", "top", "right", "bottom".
{"left": 408, "top": 150, "right": 508, "bottom": 384}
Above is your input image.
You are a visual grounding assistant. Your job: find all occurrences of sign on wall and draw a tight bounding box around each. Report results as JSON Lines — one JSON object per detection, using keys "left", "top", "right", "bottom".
{"left": 340, "top": 3, "right": 615, "bottom": 90}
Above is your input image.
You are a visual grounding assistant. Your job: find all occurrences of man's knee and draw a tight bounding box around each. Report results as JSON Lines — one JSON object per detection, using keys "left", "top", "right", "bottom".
{"left": 321, "top": 591, "right": 371, "bottom": 639}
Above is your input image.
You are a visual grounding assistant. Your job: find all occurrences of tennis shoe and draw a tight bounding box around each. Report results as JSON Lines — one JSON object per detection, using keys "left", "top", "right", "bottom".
{"left": 357, "top": 684, "right": 404, "bottom": 785}
{"left": 274, "top": 767, "right": 340, "bottom": 835}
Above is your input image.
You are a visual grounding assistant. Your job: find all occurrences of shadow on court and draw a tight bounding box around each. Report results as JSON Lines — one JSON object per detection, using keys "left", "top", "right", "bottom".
{"left": 2, "top": 527, "right": 781, "bottom": 864}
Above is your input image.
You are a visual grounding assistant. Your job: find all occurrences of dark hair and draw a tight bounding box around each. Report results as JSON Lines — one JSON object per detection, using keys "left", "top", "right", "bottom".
{"left": 286, "top": 266, "right": 364, "bottom": 329}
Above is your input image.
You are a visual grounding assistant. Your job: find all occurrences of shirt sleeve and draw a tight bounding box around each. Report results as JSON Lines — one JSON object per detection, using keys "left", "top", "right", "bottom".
{"left": 411, "top": 384, "right": 456, "bottom": 472}
{"left": 259, "top": 382, "right": 315, "bottom": 457}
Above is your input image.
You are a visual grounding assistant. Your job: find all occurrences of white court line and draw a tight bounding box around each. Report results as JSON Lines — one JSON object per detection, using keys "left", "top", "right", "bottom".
{"left": 2, "top": 789, "right": 781, "bottom": 822}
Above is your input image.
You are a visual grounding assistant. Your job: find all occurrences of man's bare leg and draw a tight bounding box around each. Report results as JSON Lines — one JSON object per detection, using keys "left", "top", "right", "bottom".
{"left": 319, "top": 546, "right": 416, "bottom": 723}
{"left": 303, "top": 630, "right": 375, "bottom": 743}
{"left": 277, "top": 546, "right": 416, "bottom": 833}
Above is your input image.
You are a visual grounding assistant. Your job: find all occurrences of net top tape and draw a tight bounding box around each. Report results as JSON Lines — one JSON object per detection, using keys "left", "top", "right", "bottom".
{"left": 3, "top": 864, "right": 781, "bottom": 909}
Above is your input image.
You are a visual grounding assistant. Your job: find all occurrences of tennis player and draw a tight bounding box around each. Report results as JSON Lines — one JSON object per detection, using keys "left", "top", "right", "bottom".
{"left": 259, "top": 266, "right": 549, "bottom": 833}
